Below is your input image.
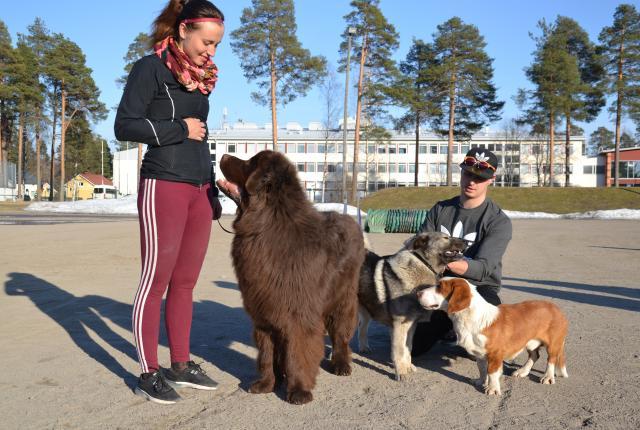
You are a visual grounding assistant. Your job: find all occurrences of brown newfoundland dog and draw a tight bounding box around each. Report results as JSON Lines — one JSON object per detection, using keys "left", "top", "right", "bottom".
{"left": 217, "top": 150, "right": 365, "bottom": 405}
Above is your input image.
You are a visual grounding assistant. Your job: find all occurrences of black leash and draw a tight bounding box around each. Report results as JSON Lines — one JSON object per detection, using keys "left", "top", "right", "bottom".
{"left": 216, "top": 218, "right": 234, "bottom": 234}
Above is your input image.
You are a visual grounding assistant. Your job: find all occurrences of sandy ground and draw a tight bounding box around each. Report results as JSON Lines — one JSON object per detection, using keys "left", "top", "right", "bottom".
{"left": 1, "top": 216, "right": 639, "bottom": 429}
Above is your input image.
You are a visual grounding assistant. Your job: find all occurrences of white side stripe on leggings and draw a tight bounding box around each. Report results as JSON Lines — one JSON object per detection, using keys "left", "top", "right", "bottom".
{"left": 132, "top": 178, "right": 158, "bottom": 373}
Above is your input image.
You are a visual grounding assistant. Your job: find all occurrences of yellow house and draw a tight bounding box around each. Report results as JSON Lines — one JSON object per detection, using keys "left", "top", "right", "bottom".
{"left": 66, "top": 173, "right": 115, "bottom": 200}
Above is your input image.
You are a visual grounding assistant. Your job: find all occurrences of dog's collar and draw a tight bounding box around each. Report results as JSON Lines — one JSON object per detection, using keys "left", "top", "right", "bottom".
{"left": 410, "top": 251, "right": 443, "bottom": 277}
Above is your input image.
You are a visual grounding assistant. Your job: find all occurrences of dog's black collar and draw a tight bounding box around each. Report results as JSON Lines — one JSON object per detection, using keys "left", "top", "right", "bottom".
{"left": 410, "top": 251, "right": 443, "bottom": 277}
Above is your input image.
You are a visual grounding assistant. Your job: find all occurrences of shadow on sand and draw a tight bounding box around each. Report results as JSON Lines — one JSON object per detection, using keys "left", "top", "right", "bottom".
{"left": 503, "top": 277, "right": 640, "bottom": 312}
{"left": 4, "top": 273, "right": 256, "bottom": 388}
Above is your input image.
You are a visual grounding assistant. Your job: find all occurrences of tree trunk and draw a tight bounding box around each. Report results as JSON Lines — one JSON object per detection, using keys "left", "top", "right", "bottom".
{"left": 36, "top": 115, "right": 42, "bottom": 200}
{"left": 59, "top": 82, "right": 66, "bottom": 201}
{"left": 270, "top": 47, "right": 278, "bottom": 150}
{"left": 613, "top": 37, "right": 624, "bottom": 188}
{"left": 447, "top": 73, "right": 456, "bottom": 186}
{"left": 414, "top": 112, "right": 420, "bottom": 187}
{"left": 49, "top": 85, "right": 58, "bottom": 201}
{"left": 564, "top": 115, "right": 571, "bottom": 187}
{"left": 548, "top": 111, "right": 554, "bottom": 187}
{"left": 17, "top": 113, "right": 24, "bottom": 199}
{"left": 351, "top": 34, "right": 367, "bottom": 203}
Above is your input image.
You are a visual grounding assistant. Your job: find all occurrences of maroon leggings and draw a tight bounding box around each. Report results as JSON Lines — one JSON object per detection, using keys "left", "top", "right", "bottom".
{"left": 132, "top": 178, "right": 212, "bottom": 373}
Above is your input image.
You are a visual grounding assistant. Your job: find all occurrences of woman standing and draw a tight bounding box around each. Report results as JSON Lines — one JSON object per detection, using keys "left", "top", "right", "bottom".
{"left": 115, "top": 0, "right": 224, "bottom": 404}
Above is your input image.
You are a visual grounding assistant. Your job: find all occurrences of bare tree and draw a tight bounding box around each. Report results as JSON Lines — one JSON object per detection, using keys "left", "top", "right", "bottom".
{"left": 319, "top": 64, "right": 341, "bottom": 202}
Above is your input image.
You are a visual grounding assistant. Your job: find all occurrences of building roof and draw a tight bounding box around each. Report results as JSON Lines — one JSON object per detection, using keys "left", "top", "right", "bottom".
{"left": 77, "top": 173, "right": 113, "bottom": 186}
{"left": 599, "top": 146, "right": 640, "bottom": 154}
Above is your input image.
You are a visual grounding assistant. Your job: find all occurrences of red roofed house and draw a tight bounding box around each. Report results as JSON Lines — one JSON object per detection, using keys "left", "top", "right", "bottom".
{"left": 66, "top": 172, "right": 116, "bottom": 200}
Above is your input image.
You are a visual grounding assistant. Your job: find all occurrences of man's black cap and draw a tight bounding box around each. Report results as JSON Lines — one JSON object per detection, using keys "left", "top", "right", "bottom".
{"left": 459, "top": 147, "right": 498, "bottom": 179}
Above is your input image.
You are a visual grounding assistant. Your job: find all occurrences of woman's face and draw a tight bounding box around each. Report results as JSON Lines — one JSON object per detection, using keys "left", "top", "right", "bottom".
{"left": 178, "top": 21, "right": 225, "bottom": 66}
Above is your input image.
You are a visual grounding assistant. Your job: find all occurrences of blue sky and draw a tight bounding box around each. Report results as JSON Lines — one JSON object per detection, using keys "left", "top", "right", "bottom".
{"left": 4, "top": 0, "right": 640, "bottom": 150}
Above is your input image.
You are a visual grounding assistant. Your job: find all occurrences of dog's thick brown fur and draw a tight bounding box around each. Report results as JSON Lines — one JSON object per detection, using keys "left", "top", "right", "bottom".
{"left": 218, "top": 150, "right": 365, "bottom": 405}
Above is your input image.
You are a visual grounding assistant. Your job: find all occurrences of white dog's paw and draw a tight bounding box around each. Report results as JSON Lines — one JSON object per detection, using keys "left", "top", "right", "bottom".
{"left": 394, "top": 362, "right": 416, "bottom": 381}
{"left": 512, "top": 367, "right": 530, "bottom": 378}
{"left": 541, "top": 375, "right": 556, "bottom": 385}
{"left": 484, "top": 385, "right": 502, "bottom": 396}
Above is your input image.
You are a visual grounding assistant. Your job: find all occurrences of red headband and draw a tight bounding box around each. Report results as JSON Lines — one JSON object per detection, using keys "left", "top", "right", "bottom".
{"left": 181, "top": 17, "right": 224, "bottom": 25}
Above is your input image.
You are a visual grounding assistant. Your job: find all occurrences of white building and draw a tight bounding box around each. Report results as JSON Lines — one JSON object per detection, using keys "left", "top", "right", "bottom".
{"left": 113, "top": 121, "right": 596, "bottom": 202}
{"left": 112, "top": 146, "right": 142, "bottom": 196}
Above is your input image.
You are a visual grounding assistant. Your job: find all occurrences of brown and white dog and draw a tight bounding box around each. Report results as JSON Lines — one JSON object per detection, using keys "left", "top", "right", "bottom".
{"left": 417, "top": 277, "right": 568, "bottom": 395}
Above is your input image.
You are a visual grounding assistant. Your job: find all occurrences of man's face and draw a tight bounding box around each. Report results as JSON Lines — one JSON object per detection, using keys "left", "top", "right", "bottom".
{"left": 460, "top": 169, "right": 494, "bottom": 200}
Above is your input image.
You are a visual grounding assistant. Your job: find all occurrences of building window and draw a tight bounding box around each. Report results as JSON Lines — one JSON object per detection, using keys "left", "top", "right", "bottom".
{"left": 368, "top": 144, "right": 375, "bottom": 154}
{"left": 398, "top": 144, "right": 407, "bottom": 154}
{"left": 278, "top": 143, "right": 286, "bottom": 152}
{"left": 389, "top": 145, "right": 397, "bottom": 154}
{"left": 327, "top": 143, "right": 336, "bottom": 153}
{"left": 461, "top": 144, "right": 469, "bottom": 154}
{"left": 327, "top": 163, "right": 337, "bottom": 173}
{"left": 377, "top": 145, "right": 386, "bottom": 154}
{"left": 389, "top": 163, "right": 397, "bottom": 173}
{"left": 430, "top": 145, "right": 438, "bottom": 154}
{"left": 398, "top": 164, "right": 407, "bottom": 173}
{"left": 306, "top": 163, "right": 316, "bottom": 173}
{"left": 419, "top": 145, "right": 427, "bottom": 154}
{"left": 209, "top": 141, "right": 216, "bottom": 151}
{"left": 297, "top": 143, "right": 305, "bottom": 153}
{"left": 440, "top": 145, "right": 448, "bottom": 155}
{"left": 378, "top": 164, "right": 386, "bottom": 173}
{"left": 286, "top": 143, "right": 296, "bottom": 153}
{"left": 409, "top": 164, "right": 416, "bottom": 173}
{"left": 307, "top": 143, "right": 316, "bottom": 153}
{"left": 227, "top": 143, "right": 236, "bottom": 153}
{"left": 297, "top": 163, "right": 305, "bottom": 172}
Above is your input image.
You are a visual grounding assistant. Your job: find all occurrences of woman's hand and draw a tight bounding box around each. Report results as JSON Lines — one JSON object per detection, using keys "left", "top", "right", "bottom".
{"left": 184, "top": 117, "right": 206, "bottom": 141}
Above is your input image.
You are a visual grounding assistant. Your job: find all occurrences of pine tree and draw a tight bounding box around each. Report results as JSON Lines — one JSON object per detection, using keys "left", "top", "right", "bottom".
{"left": 387, "top": 38, "right": 441, "bottom": 186}
{"left": 588, "top": 126, "right": 615, "bottom": 155}
{"left": 524, "top": 20, "right": 577, "bottom": 186}
{"left": 20, "top": 18, "right": 51, "bottom": 199}
{"left": 0, "top": 20, "right": 16, "bottom": 187}
{"left": 548, "top": 17, "right": 605, "bottom": 187}
{"left": 599, "top": 4, "right": 640, "bottom": 187}
{"left": 428, "top": 17, "right": 504, "bottom": 185}
{"left": 11, "top": 41, "right": 43, "bottom": 198}
{"left": 231, "top": 0, "right": 327, "bottom": 148}
{"left": 117, "top": 32, "right": 152, "bottom": 88}
{"left": 339, "top": 0, "right": 399, "bottom": 201}
{"left": 43, "top": 33, "right": 107, "bottom": 200}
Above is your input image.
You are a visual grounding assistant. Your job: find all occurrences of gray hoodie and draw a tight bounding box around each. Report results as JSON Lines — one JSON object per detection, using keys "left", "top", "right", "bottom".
{"left": 420, "top": 196, "right": 512, "bottom": 292}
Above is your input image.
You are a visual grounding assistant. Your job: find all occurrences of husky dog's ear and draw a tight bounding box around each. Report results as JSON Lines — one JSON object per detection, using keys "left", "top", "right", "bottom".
{"left": 405, "top": 233, "right": 429, "bottom": 250}
{"left": 438, "top": 278, "right": 472, "bottom": 314}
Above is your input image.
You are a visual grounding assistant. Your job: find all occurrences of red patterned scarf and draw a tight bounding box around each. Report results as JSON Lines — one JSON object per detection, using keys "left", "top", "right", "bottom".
{"left": 154, "top": 36, "right": 218, "bottom": 95}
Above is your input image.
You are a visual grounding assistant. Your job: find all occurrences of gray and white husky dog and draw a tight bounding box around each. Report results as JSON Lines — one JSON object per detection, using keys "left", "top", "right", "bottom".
{"left": 357, "top": 231, "right": 467, "bottom": 380}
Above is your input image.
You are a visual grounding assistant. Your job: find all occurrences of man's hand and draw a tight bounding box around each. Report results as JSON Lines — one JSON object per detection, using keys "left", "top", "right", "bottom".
{"left": 446, "top": 259, "right": 469, "bottom": 275}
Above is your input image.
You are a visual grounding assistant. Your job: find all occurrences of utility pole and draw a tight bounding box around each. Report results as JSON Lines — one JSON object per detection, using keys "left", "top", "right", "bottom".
{"left": 342, "top": 27, "right": 356, "bottom": 214}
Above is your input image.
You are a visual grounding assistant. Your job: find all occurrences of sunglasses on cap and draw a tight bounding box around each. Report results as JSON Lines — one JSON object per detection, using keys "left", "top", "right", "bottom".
{"left": 462, "top": 156, "right": 496, "bottom": 172}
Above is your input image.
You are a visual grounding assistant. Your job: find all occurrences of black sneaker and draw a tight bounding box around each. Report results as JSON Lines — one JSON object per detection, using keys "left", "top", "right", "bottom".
{"left": 164, "top": 361, "right": 219, "bottom": 391}
{"left": 134, "top": 371, "right": 181, "bottom": 405}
